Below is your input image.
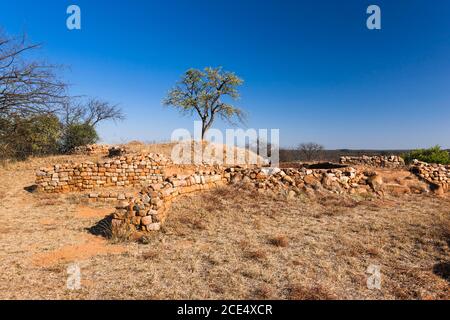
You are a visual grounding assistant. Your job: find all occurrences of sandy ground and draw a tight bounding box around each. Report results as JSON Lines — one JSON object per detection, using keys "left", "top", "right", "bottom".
{"left": 0, "top": 156, "right": 448, "bottom": 300}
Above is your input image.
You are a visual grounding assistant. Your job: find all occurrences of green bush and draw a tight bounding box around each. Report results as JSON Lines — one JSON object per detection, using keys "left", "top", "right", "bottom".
{"left": 60, "top": 123, "right": 99, "bottom": 153}
{"left": 403, "top": 146, "right": 450, "bottom": 165}
{"left": 0, "top": 114, "right": 62, "bottom": 160}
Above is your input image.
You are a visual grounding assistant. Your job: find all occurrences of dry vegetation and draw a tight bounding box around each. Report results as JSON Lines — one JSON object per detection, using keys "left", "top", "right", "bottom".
{"left": 0, "top": 148, "right": 449, "bottom": 300}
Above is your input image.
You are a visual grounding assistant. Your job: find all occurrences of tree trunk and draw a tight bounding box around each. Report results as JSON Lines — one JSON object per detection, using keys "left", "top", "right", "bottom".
{"left": 201, "top": 121, "right": 207, "bottom": 140}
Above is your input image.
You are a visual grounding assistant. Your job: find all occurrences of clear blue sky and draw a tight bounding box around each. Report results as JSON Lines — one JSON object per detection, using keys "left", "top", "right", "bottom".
{"left": 1, "top": 0, "right": 449, "bottom": 149}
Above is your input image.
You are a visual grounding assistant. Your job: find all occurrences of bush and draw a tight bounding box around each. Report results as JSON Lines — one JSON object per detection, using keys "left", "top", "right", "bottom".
{"left": 60, "top": 123, "right": 99, "bottom": 153}
{"left": 403, "top": 146, "right": 450, "bottom": 165}
{"left": 0, "top": 114, "right": 62, "bottom": 160}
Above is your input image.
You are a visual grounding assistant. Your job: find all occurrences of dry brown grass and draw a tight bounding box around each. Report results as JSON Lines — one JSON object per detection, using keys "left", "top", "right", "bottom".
{"left": 285, "top": 283, "right": 337, "bottom": 300}
{"left": 122, "top": 140, "right": 266, "bottom": 165}
{"left": 269, "top": 235, "right": 289, "bottom": 248}
{"left": 0, "top": 153, "right": 449, "bottom": 300}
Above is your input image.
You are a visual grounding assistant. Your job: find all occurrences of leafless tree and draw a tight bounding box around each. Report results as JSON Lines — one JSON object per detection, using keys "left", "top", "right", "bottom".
{"left": 84, "top": 99, "right": 124, "bottom": 126}
{"left": 298, "top": 142, "right": 324, "bottom": 162}
{"left": 60, "top": 98, "right": 124, "bottom": 127}
{"left": 0, "top": 32, "right": 66, "bottom": 117}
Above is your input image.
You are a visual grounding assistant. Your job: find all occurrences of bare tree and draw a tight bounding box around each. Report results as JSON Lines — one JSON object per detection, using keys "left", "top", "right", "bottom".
{"left": 298, "top": 142, "right": 324, "bottom": 162}
{"left": 60, "top": 98, "right": 124, "bottom": 127}
{"left": 84, "top": 99, "right": 125, "bottom": 126}
{"left": 0, "top": 32, "right": 66, "bottom": 117}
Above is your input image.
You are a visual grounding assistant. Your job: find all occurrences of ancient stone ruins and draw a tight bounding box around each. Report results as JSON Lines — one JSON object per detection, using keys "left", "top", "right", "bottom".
{"left": 35, "top": 147, "right": 449, "bottom": 233}
{"left": 340, "top": 155, "right": 405, "bottom": 168}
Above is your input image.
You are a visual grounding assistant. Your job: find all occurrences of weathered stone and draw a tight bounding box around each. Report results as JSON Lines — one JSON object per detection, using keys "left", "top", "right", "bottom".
{"left": 303, "top": 175, "right": 319, "bottom": 186}
{"left": 368, "top": 174, "right": 383, "bottom": 192}
{"left": 141, "top": 216, "right": 153, "bottom": 226}
{"left": 146, "top": 223, "right": 161, "bottom": 231}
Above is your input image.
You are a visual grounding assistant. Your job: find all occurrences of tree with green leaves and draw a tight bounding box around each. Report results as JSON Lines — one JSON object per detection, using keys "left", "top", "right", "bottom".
{"left": 163, "top": 67, "right": 245, "bottom": 139}
{"left": 403, "top": 145, "right": 450, "bottom": 165}
{"left": 60, "top": 123, "right": 99, "bottom": 154}
{"left": 0, "top": 114, "right": 62, "bottom": 159}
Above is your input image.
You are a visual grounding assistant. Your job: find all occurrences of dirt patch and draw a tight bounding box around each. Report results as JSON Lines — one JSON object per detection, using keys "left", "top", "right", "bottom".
{"left": 0, "top": 226, "right": 12, "bottom": 234}
{"left": 39, "top": 218, "right": 57, "bottom": 226}
{"left": 32, "top": 235, "right": 126, "bottom": 267}
{"left": 75, "top": 206, "right": 114, "bottom": 219}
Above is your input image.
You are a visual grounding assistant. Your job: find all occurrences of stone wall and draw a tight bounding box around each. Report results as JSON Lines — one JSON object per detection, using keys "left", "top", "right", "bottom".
{"left": 38, "top": 152, "right": 444, "bottom": 235}
{"left": 112, "top": 170, "right": 226, "bottom": 232}
{"left": 411, "top": 160, "right": 450, "bottom": 194}
{"left": 35, "top": 154, "right": 171, "bottom": 193}
{"left": 113, "top": 165, "right": 378, "bottom": 232}
{"left": 72, "top": 144, "right": 110, "bottom": 155}
{"left": 340, "top": 155, "right": 405, "bottom": 168}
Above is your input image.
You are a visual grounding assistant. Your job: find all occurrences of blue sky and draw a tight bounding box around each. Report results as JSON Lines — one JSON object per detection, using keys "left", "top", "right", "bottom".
{"left": 1, "top": 0, "right": 449, "bottom": 149}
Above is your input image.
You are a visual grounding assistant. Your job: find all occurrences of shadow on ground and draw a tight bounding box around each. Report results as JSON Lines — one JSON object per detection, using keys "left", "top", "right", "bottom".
{"left": 24, "top": 185, "right": 38, "bottom": 193}
{"left": 87, "top": 215, "right": 113, "bottom": 238}
{"left": 433, "top": 262, "right": 450, "bottom": 282}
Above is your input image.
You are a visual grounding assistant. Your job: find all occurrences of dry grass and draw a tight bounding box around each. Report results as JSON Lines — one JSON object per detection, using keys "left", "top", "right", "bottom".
{"left": 269, "top": 235, "right": 289, "bottom": 248}
{"left": 122, "top": 140, "right": 266, "bottom": 165}
{"left": 285, "top": 284, "right": 337, "bottom": 300}
{"left": 0, "top": 153, "right": 449, "bottom": 300}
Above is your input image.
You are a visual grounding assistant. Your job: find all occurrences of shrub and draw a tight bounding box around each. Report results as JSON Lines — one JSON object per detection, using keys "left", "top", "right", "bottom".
{"left": 403, "top": 146, "right": 450, "bottom": 165}
{"left": 60, "top": 123, "right": 98, "bottom": 153}
{"left": 0, "top": 114, "right": 62, "bottom": 160}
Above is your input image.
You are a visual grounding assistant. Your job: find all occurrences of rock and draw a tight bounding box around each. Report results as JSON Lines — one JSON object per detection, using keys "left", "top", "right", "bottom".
{"left": 131, "top": 216, "right": 142, "bottom": 225}
{"left": 108, "top": 146, "right": 127, "bottom": 157}
{"left": 147, "top": 223, "right": 161, "bottom": 231}
{"left": 432, "top": 184, "right": 445, "bottom": 196}
{"left": 368, "top": 174, "right": 383, "bottom": 192}
{"left": 116, "top": 201, "right": 130, "bottom": 210}
{"left": 321, "top": 175, "right": 335, "bottom": 189}
{"left": 263, "top": 167, "right": 281, "bottom": 175}
{"left": 339, "top": 176, "right": 350, "bottom": 185}
{"left": 282, "top": 175, "right": 294, "bottom": 184}
{"left": 142, "top": 194, "right": 151, "bottom": 204}
{"left": 303, "top": 175, "right": 319, "bottom": 186}
{"left": 113, "top": 210, "right": 126, "bottom": 220}
{"left": 287, "top": 190, "right": 296, "bottom": 200}
{"left": 141, "top": 216, "right": 153, "bottom": 226}
{"left": 231, "top": 174, "right": 242, "bottom": 184}
{"left": 147, "top": 209, "right": 158, "bottom": 215}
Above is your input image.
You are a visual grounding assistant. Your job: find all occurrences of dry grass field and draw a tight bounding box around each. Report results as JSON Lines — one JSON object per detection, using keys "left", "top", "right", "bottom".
{"left": 0, "top": 152, "right": 449, "bottom": 300}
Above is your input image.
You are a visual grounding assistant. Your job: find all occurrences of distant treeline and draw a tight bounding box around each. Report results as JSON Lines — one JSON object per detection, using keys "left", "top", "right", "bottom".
{"left": 280, "top": 149, "right": 410, "bottom": 163}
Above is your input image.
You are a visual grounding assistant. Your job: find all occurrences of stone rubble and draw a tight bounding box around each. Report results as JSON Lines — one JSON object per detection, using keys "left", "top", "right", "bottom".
{"left": 72, "top": 144, "right": 111, "bottom": 155}
{"left": 340, "top": 155, "right": 405, "bottom": 168}
{"left": 112, "top": 165, "right": 380, "bottom": 232}
{"left": 410, "top": 160, "right": 450, "bottom": 194}
{"left": 35, "top": 152, "right": 448, "bottom": 234}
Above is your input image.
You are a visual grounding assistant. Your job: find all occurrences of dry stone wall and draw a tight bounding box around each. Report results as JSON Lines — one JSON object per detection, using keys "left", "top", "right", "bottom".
{"left": 113, "top": 165, "right": 379, "bottom": 232}
{"left": 37, "top": 152, "right": 447, "bottom": 234}
{"left": 35, "top": 154, "right": 171, "bottom": 193}
{"left": 112, "top": 169, "right": 225, "bottom": 231}
{"left": 411, "top": 160, "right": 450, "bottom": 194}
{"left": 72, "top": 144, "right": 110, "bottom": 155}
{"left": 340, "top": 155, "right": 405, "bottom": 168}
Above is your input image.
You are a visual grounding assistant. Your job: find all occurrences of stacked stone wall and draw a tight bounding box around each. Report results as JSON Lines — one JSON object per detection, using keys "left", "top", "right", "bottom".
{"left": 72, "top": 144, "right": 111, "bottom": 155}
{"left": 35, "top": 154, "right": 171, "bottom": 193}
{"left": 411, "top": 160, "right": 450, "bottom": 193}
{"left": 340, "top": 155, "right": 405, "bottom": 168}
{"left": 113, "top": 165, "right": 377, "bottom": 232}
